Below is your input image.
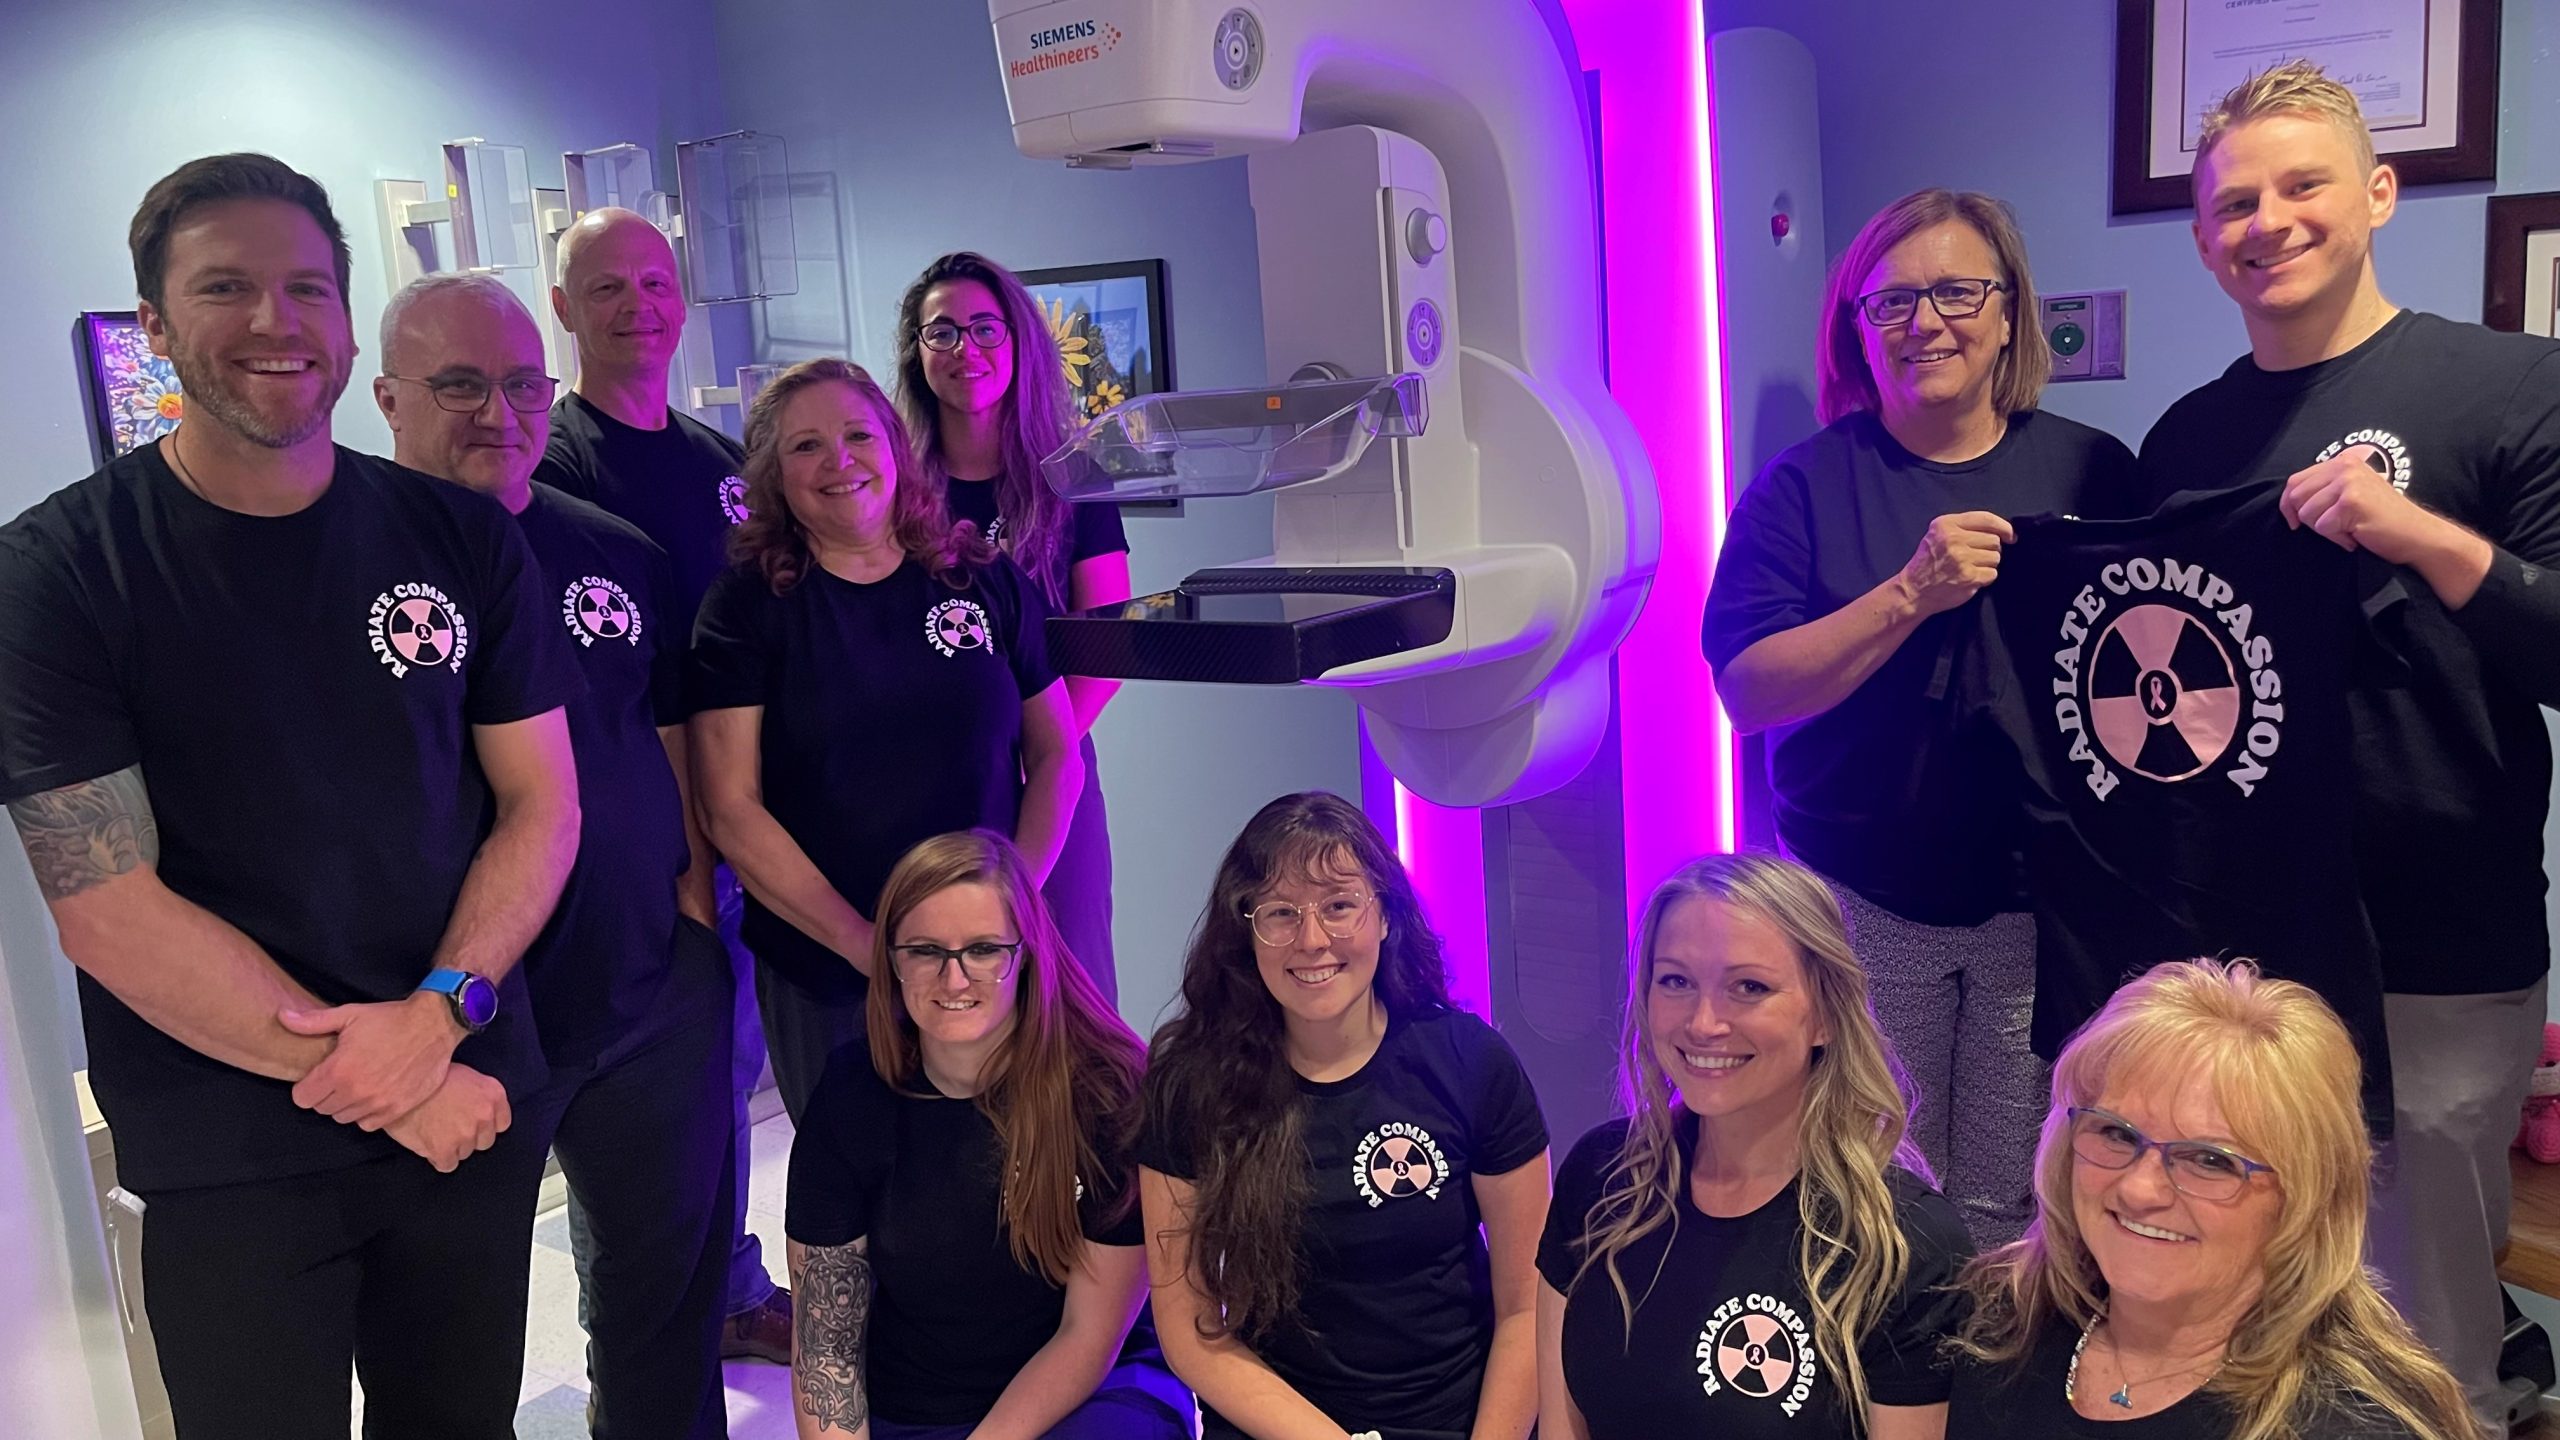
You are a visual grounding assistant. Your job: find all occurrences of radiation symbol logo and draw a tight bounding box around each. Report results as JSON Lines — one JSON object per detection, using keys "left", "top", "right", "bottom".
{"left": 1713, "top": 1311, "right": 1800, "bottom": 1398}
{"left": 924, "top": 598, "right": 993, "bottom": 658}
{"left": 2087, "top": 603, "right": 2240, "bottom": 781}
{"left": 1368, "top": 1137, "right": 1431, "bottom": 1198}
{"left": 562, "top": 576, "right": 643, "bottom": 648}
{"left": 367, "top": 581, "right": 472, "bottom": 679}
{"left": 717, "top": 475, "right": 751, "bottom": 526}
{"left": 1350, "top": 1121, "right": 1448, "bottom": 1206}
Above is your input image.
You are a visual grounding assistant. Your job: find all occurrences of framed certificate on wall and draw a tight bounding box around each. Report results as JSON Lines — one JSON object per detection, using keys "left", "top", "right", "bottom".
{"left": 2111, "top": 0, "right": 2500, "bottom": 216}
{"left": 2486, "top": 193, "right": 2560, "bottom": 339}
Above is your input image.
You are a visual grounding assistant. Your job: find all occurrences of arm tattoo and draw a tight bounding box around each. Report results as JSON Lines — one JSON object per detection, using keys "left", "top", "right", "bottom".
{"left": 8, "top": 765, "right": 159, "bottom": 902}
{"left": 796, "top": 1242, "right": 872, "bottom": 1432}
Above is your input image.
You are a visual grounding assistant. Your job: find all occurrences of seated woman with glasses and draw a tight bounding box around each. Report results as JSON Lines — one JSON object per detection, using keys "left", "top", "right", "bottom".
{"left": 1703, "top": 189, "right": 2144, "bottom": 1252}
{"left": 1136, "top": 791, "right": 1552, "bottom": 1440}
{"left": 785, "top": 829, "right": 1190, "bottom": 1440}
{"left": 1946, "top": 958, "right": 2474, "bottom": 1439}
{"left": 689, "top": 358, "right": 1083, "bottom": 1121}
{"left": 1537, "top": 851, "right": 1976, "bottom": 1440}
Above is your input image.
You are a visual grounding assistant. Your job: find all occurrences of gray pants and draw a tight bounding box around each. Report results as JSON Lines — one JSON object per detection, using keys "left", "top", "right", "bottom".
{"left": 1829, "top": 882, "right": 2047, "bottom": 1251}
{"left": 2369, "top": 979, "right": 2549, "bottom": 1429}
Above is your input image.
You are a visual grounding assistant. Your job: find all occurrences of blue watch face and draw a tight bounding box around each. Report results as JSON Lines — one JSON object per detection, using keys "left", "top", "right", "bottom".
{"left": 456, "top": 976, "right": 499, "bottom": 1030}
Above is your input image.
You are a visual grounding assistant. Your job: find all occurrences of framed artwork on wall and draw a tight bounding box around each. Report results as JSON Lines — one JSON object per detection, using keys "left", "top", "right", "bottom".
{"left": 1015, "top": 259, "right": 1173, "bottom": 420}
{"left": 77, "top": 311, "right": 185, "bottom": 463}
{"left": 2486, "top": 192, "right": 2560, "bottom": 338}
{"left": 2110, "top": 0, "right": 2501, "bottom": 216}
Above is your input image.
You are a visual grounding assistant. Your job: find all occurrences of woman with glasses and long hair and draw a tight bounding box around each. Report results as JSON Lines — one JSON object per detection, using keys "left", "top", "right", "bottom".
{"left": 1136, "top": 791, "right": 1551, "bottom": 1440}
{"left": 1535, "top": 851, "right": 1974, "bottom": 1440}
{"left": 785, "top": 829, "right": 1188, "bottom": 1440}
{"left": 896, "top": 253, "right": 1131, "bottom": 1008}
{"left": 1702, "top": 189, "right": 2143, "bottom": 1250}
{"left": 1946, "top": 959, "right": 2472, "bottom": 1440}
{"left": 689, "top": 358, "right": 1082, "bottom": 1121}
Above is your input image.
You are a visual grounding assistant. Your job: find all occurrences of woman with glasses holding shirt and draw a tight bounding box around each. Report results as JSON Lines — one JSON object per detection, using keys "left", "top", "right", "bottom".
{"left": 897, "top": 253, "right": 1132, "bottom": 1007}
{"left": 784, "top": 830, "right": 1189, "bottom": 1440}
{"left": 1136, "top": 792, "right": 1551, "bottom": 1440}
{"left": 1702, "top": 189, "right": 2141, "bottom": 1250}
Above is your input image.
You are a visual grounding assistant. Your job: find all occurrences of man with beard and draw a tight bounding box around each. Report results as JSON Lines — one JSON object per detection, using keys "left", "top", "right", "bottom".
{"left": 375, "top": 271, "right": 733, "bottom": 1438}
{"left": 0, "top": 154, "right": 582, "bottom": 1439}
{"left": 538, "top": 204, "right": 793, "bottom": 1361}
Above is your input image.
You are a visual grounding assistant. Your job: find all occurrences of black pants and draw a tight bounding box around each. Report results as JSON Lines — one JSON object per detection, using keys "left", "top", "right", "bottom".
{"left": 754, "top": 960, "right": 868, "bottom": 1124}
{"left": 523, "top": 916, "right": 737, "bottom": 1440}
{"left": 138, "top": 1122, "right": 550, "bottom": 1440}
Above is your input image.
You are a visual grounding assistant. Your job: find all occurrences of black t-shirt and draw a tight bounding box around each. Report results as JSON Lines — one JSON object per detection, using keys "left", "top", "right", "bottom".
{"left": 1956, "top": 484, "right": 2395, "bottom": 1123}
{"left": 2137, "top": 311, "right": 2560, "bottom": 995}
{"left": 1134, "top": 1006, "right": 1550, "bottom": 1440}
{"left": 785, "top": 1046, "right": 1158, "bottom": 1425}
{"left": 1536, "top": 1117, "right": 1972, "bottom": 1438}
{"left": 534, "top": 393, "right": 749, "bottom": 625}
{"left": 1945, "top": 1315, "right": 2425, "bottom": 1439}
{"left": 687, "top": 555, "right": 1057, "bottom": 1002}
{"left": 1703, "top": 410, "right": 2141, "bottom": 924}
{"left": 943, "top": 473, "right": 1130, "bottom": 603}
{"left": 0, "top": 445, "right": 578, "bottom": 1189}
{"left": 512, "top": 482, "right": 692, "bottom": 1069}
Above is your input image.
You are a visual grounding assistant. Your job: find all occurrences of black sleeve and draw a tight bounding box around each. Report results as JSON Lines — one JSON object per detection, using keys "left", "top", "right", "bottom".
{"left": 1080, "top": 1097, "right": 1146, "bottom": 1247}
{"left": 1702, "top": 459, "right": 1816, "bottom": 672}
{"left": 463, "top": 506, "right": 585, "bottom": 726}
{"left": 642, "top": 540, "right": 686, "bottom": 728}
{"left": 784, "top": 1049, "right": 895, "bottom": 1247}
{"left": 1463, "top": 1015, "right": 1550, "bottom": 1175}
{"left": 1860, "top": 1183, "right": 1977, "bottom": 1407}
{"left": 0, "top": 529, "right": 136, "bottom": 802}
{"left": 992, "top": 557, "right": 1061, "bottom": 700}
{"left": 686, "top": 567, "right": 773, "bottom": 714}
{"left": 1132, "top": 1071, "right": 1198, "bottom": 1181}
{"left": 1534, "top": 1121, "right": 1625, "bottom": 1294}
{"left": 532, "top": 421, "right": 596, "bottom": 502}
{"left": 1073, "top": 500, "right": 1132, "bottom": 566}
{"left": 2448, "top": 351, "right": 2560, "bottom": 705}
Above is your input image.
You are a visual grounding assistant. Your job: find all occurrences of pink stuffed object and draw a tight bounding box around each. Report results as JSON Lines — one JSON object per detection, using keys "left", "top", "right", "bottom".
{"left": 2517, "top": 1022, "right": 2560, "bottom": 1165}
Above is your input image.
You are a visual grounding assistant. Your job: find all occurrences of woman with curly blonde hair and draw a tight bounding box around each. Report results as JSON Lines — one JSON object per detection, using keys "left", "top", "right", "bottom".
{"left": 1946, "top": 959, "right": 2474, "bottom": 1439}
{"left": 1535, "top": 851, "right": 1974, "bottom": 1439}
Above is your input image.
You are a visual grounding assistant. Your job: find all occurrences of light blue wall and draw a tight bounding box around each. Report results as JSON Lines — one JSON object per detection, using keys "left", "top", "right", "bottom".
{"left": 707, "top": 0, "right": 1366, "bottom": 1038}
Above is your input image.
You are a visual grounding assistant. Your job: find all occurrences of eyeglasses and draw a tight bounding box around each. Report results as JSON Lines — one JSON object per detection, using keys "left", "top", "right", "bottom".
{"left": 889, "top": 939, "right": 1024, "bottom": 985}
{"left": 1244, "top": 890, "right": 1376, "bottom": 949}
{"left": 1855, "top": 278, "right": 2007, "bottom": 327}
{"left": 919, "top": 318, "right": 1012, "bottom": 353}
{"left": 384, "top": 372, "right": 559, "bottom": 415}
{"left": 2067, "top": 1106, "right": 2274, "bottom": 1202}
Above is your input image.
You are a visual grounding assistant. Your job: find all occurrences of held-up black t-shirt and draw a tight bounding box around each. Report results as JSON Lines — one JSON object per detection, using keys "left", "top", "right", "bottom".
{"left": 1956, "top": 484, "right": 2395, "bottom": 1122}
{"left": 943, "top": 474, "right": 1130, "bottom": 602}
{"left": 1536, "top": 1118, "right": 1972, "bottom": 1438}
{"left": 512, "top": 482, "right": 692, "bottom": 1069}
{"left": 687, "top": 555, "right": 1057, "bottom": 1002}
{"left": 785, "top": 1048, "right": 1161, "bottom": 1426}
{"left": 535, "top": 393, "right": 749, "bottom": 624}
{"left": 2137, "top": 311, "right": 2560, "bottom": 996}
{"left": 1945, "top": 1316, "right": 2425, "bottom": 1439}
{"left": 0, "top": 446, "right": 579, "bottom": 1190}
{"left": 1134, "top": 1007, "right": 1550, "bottom": 1440}
{"left": 1703, "top": 410, "right": 2141, "bottom": 925}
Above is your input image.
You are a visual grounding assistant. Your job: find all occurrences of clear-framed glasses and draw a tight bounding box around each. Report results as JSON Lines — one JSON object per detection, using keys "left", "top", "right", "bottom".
{"left": 384, "top": 372, "right": 559, "bottom": 415}
{"left": 1855, "top": 278, "right": 2007, "bottom": 327}
{"left": 2066, "top": 1106, "right": 2274, "bottom": 1202}
{"left": 918, "top": 318, "right": 1012, "bottom": 353}
{"left": 889, "top": 939, "right": 1024, "bottom": 985}
{"left": 1244, "top": 890, "right": 1376, "bottom": 949}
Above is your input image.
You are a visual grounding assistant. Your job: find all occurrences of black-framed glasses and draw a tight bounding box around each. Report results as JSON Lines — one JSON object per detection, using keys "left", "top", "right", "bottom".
{"left": 889, "top": 939, "right": 1024, "bottom": 985}
{"left": 384, "top": 372, "right": 558, "bottom": 415}
{"left": 919, "top": 318, "right": 1012, "bottom": 353}
{"left": 1244, "top": 890, "right": 1375, "bottom": 949}
{"left": 2067, "top": 1106, "right": 2273, "bottom": 1202}
{"left": 1855, "top": 278, "right": 2007, "bottom": 327}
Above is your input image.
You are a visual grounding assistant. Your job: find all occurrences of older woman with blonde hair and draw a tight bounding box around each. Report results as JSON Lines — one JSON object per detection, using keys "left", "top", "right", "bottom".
{"left": 1703, "top": 188, "right": 2143, "bottom": 1249}
{"left": 1946, "top": 959, "right": 2474, "bottom": 1439}
{"left": 1535, "top": 851, "right": 1974, "bottom": 1440}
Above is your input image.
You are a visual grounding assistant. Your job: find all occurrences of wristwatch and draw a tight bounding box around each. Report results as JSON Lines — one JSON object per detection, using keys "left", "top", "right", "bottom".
{"left": 415, "top": 969, "right": 498, "bottom": 1035}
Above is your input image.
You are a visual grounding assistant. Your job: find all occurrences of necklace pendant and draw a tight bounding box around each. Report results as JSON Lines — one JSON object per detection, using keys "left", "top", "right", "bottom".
{"left": 2110, "top": 1384, "right": 2133, "bottom": 1409}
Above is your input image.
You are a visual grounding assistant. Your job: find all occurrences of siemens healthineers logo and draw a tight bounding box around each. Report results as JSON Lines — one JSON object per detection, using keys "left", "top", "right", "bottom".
{"left": 1010, "top": 17, "right": 1119, "bottom": 77}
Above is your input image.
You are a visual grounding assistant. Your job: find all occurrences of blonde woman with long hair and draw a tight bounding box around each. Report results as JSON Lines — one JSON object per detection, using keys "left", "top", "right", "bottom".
{"left": 1945, "top": 959, "right": 2474, "bottom": 1440}
{"left": 1534, "top": 852, "right": 1974, "bottom": 1440}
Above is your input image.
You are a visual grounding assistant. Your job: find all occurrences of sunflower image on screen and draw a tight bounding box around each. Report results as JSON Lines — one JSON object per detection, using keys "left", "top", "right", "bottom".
{"left": 1019, "top": 261, "right": 1170, "bottom": 420}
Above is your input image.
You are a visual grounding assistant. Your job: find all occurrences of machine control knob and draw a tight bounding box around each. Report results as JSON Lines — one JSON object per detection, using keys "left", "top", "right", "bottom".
{"left": 1406, "top": 209, "right": 1448, "bottom": 265}
{"left": 2050, "top": 321, "right": 2087, "bottom": 357}
{"left": 1213, "top": 8, "right": 1263, "bottom": 91}
{"left": 1406, "top": 301, "right": 1445, "bottom": 367}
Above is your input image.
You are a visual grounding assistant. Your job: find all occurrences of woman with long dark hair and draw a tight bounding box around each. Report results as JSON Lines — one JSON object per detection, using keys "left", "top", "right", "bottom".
{"left": 1137, "top": 792, "right": 1551, "bottom": 1440}
{"left": 896, "top": 252, "right": 1130, "bottom": 1006}
{"left": 785, "top": 830, "right": 1188, "bottom": 1439}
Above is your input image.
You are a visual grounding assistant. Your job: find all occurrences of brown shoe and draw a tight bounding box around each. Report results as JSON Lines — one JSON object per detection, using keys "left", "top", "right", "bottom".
{"left": 721, "top": 1286, "right": 793, "bottom": 1364}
